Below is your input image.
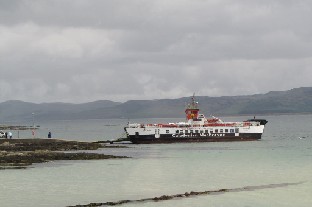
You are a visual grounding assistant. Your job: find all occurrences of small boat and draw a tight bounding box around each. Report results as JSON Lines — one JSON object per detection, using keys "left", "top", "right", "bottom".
{"left": 124, "top": 95, "right": 268, "bottom": 144}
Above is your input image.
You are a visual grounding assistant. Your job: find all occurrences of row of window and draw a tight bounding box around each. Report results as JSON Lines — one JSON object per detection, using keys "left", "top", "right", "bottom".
{"left": 165, "top": 128, "right": 239, "bottom": 134}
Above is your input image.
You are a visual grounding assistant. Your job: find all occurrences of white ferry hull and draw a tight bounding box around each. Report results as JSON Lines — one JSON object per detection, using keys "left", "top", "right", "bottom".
{"left": 128, "top": 133, "right": 262, "bottom": 144}
{"left": 125, "top": 124, "right": 266, "bottom": 144}
{"left": 124, "top": 95, "right": 267, "bottom": 144}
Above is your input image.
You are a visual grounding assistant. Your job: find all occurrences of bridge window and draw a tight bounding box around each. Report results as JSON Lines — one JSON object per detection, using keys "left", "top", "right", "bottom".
{"left": 225, "top": 129, "right": 228, "bottom": 133}
{"left": 215, "top": 129, "right": 218, "bottom": 133}
{"left": 220, "top": 129, "right": 223, "bottom": 133}
{"left": 166, "top": 130, "right": 170, "bottom": 133}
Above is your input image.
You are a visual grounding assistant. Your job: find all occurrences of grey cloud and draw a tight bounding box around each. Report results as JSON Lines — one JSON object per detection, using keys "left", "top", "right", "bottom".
{"left": 1, "top": 0, "right": 312, "bottom": 103}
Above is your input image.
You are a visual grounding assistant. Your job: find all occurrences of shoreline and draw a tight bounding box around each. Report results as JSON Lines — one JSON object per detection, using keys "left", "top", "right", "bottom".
{"left": 68, "top": 182, "right": 304, "bottom": 207}
{"left": 0, "top": 125, "right": 39, "bottom": 130}
{"left": 0, "top": 138, "right": 129, "bottom": 169}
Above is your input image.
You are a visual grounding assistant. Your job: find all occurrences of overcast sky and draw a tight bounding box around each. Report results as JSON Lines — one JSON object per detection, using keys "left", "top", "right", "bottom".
{"left": 1, "top": 0, "right": 312, "bottom": 103}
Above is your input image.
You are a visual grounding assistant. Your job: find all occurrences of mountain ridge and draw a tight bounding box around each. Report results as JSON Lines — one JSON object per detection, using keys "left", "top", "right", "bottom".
{"left": 1, "top": 87, "right": 312, "bottom": 122}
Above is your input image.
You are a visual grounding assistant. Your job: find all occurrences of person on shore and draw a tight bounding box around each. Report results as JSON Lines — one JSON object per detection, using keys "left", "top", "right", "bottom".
{"left": 48, "top": 132, "right": 52, "bottom": 138}
{"left": 5, "top": 132, "right": 7, "bottom": 139}
{"left": 8, "top": 131, "right": 12, "bottom": 139}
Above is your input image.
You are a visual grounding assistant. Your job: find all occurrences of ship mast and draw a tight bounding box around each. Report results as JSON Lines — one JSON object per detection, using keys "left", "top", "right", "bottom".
{"left": 185, "top": 93, "right": 199, "bottom": 121}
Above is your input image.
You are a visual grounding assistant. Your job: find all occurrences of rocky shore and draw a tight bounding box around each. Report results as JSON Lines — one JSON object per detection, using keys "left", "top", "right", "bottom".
{"left": 0, "top": 139, "right": 128, "bottom": 169}
{"left": 69, "top": 182, "right": 303, "bottom": 207}
{"left": 0, "top": 125, "right": 39, "bottom": 130}
{"left": 0, "top": 139, "right": 104, "bottom": 151}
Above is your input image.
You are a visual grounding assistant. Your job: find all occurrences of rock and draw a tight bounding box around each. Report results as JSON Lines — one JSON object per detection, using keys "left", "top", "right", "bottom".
{"left": 0, "top": 139, "right": 103, "bottom": 151}
{"left": 0, "top": 139, "right": 129, "bottom": 169}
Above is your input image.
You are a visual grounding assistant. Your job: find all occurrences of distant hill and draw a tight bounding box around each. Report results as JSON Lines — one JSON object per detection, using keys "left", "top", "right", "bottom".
{"left": 0, "top": 100, "right": 121, "bottom": 122}
{"left": 1, "top": 87, "right": 312, "bottom": 122}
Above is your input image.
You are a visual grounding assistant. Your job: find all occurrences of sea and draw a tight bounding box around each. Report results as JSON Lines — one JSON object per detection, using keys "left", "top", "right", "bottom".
{"left": 0, "top": 114, "right": 312, "bottom": 207}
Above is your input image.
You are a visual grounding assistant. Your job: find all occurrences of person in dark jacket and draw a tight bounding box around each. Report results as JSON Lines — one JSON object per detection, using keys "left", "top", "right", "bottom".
{"left": 48, "top": 132, "right": 52, "bottom": 138}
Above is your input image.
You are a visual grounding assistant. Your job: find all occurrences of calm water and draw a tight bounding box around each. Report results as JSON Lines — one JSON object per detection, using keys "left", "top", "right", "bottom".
{"left": 0, "top": 115, "right": 312, "bottom": 207}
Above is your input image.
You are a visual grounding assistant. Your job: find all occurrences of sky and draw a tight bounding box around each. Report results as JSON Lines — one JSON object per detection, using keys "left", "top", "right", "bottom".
{"left": 1, "top": 0, "right": 312, "bottom": 103}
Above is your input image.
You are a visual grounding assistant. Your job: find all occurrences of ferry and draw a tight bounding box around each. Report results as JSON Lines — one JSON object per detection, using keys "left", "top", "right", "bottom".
{"left": 124, "top": 95, "right": 268, "bottom": 144}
